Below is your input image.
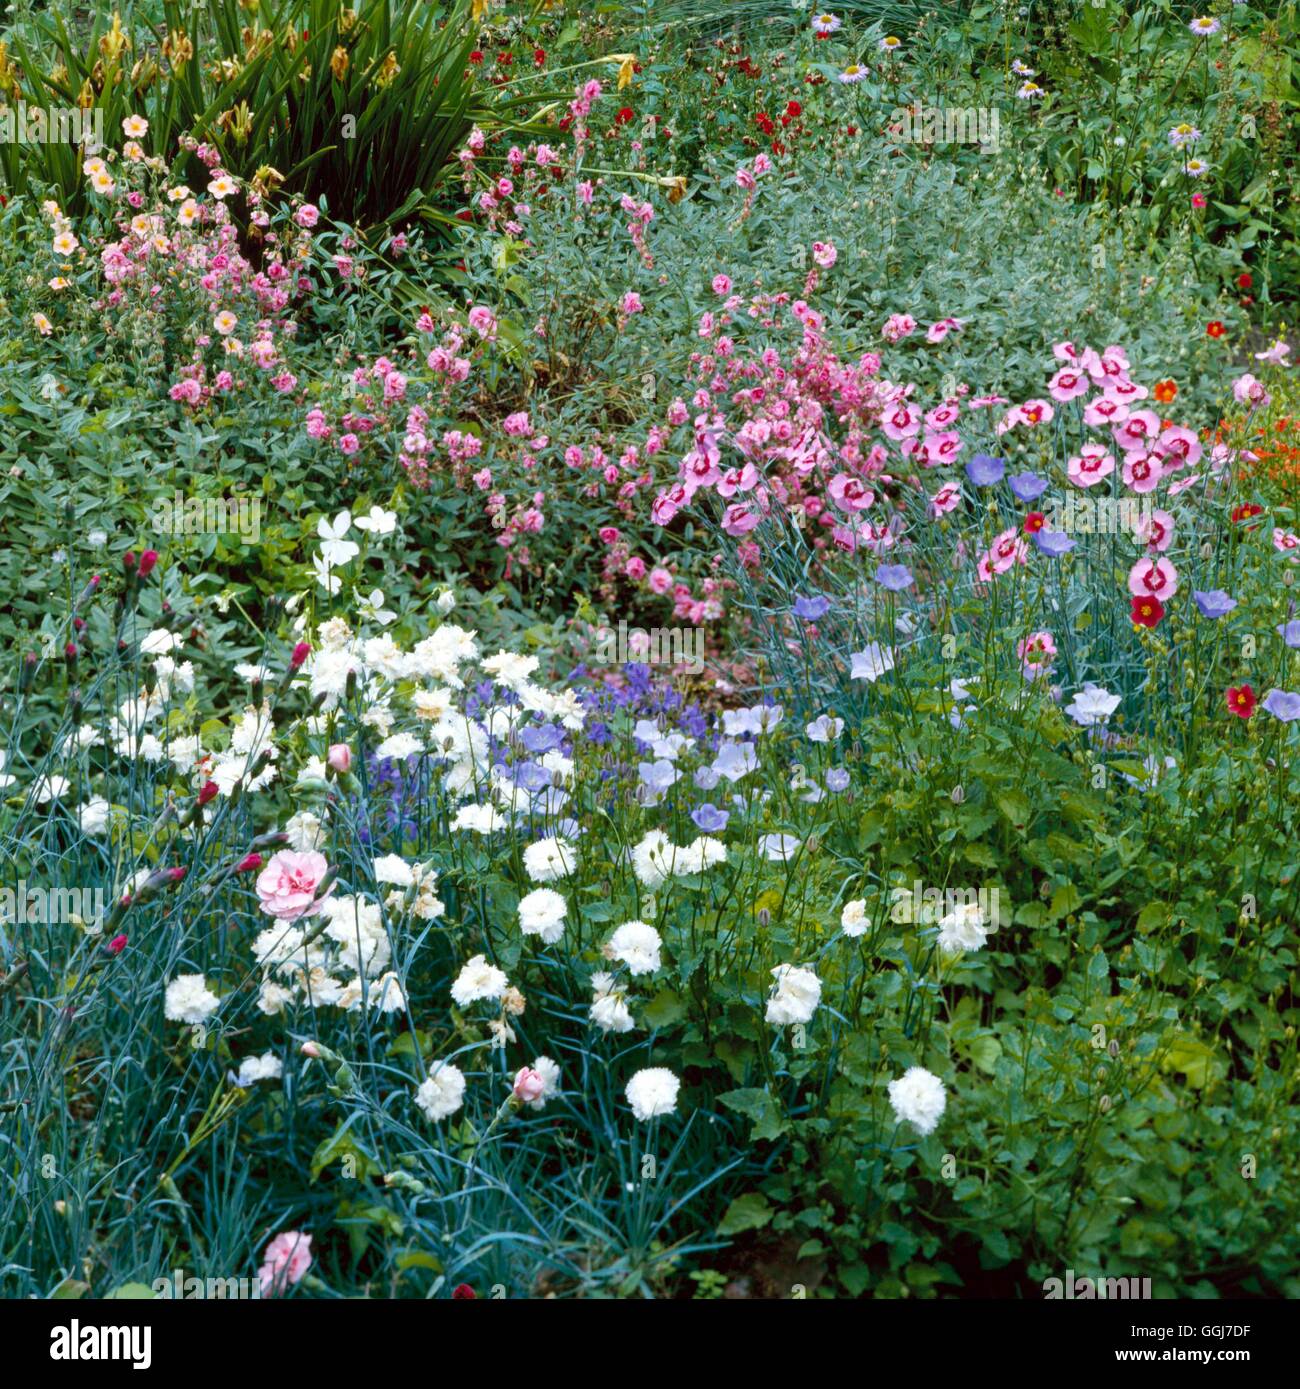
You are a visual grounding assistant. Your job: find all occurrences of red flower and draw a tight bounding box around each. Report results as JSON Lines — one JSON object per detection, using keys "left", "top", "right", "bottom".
{"left": 786, "top": 100, "right": 802, "bottom": 117}
{"left": 615, "top": 106, "right": 634, "bottom": 126}
{"left": 533, "top": 47, "right": 546, "bottom": 68}
{"left": 1227, "top": 684, "right": 1256, "bottom": 719}
{"left": 452, "top": 1283, "right": 477, "bottom": 1300}
{"left": 1237, "top": 272, "right": 1252, "bottom": 290}
{"left": 1206, "top": 321, "right": 1225, "bottom": 338}
{"left": 1231, "top": 503, "right": 1263, "bottom": 530}
{"left": 469, "top": 50, "right": 483, "bottom": 64}
{"left": 106, "top": 934, "right": 128, "bottom": 956}
{"left": 1153, "top": 379, "right": 1177, "bottom": 404}
{"left": 1023, "top": 512, "right": 1046, "bottom": 534}
{"left": 1131, "top": 596, "right": 1164, "bottom": 628}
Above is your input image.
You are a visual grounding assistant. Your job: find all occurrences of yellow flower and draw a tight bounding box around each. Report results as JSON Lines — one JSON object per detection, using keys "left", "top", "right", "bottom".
{"left": 330, "top": 45, "right": 350, "bottom": 81}
{"left": 610, "top": 52, "right": 637, "bottom": 91}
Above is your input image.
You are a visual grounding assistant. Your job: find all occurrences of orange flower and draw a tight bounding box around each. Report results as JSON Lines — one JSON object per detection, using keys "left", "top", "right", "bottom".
{"left": 1154, "top": 379, "right": 1177, "bottom": 404}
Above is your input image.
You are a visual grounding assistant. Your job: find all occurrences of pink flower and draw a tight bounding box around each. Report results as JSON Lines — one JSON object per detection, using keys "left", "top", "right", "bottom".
{"left": 467, "top": 305, "right": 498, "bottom": 340}
{"left": 648, "top": 566, "right": 673, "bottom": 594}
{"left": 1232, "top": 373, "right": 1270, "bottom": 408}
{"left": 828, "top": 473, "right": 874, "bottom": 512}
{"left": 881, "top": 312, "right": 917, "bottom": 343}
{"left": 712, "top": 274, "right": 732, "bottom": 295}
{"left": 1154, "top": 425, "right": 1201, "bottom": 470}
{"left": 1114, "top": 409, "right": 1160, "bottom": 451}
{"left": 1048, "top": 368, "right": 1090, "bottom": 401}
{"left": 926, "top": 317, "right": 964, "bottom": 343}
{"left": 1128, "top": 556, "right": 1178, "bottom": 600}
{"left": 812, "top": 241, "right": 837, "bottom": 268}
{"left": 1121, "top": 451, "right": 1163, "bottom": 494}
{"left": 327, "top": 743, "right": 352, "bottom": 774}
{"left": 1067, "top": 445, "right": 1115, "bottom": 488}
{"left": 255, "top": 850, "right": 330, "bottom": 921}
{"left": 721, "top": 503, "right": 760, "bottom": 536}
{"left": 930, "top": 483, "right": 962, "bottom": 517}
{"left": 621, "top": 291, "right": 643, "bottom": 315}
{"left": 513, "top": 1068, "right": 546, "bottom": 1104}
{"left": 1135, "top": 509, "right": 1175, "bottom": 551}
{"left": 294, "top": 204, "right": 319, "bottom": 229}
{"left": 259, "top": 1230, "right": 313, "bottom": 1296}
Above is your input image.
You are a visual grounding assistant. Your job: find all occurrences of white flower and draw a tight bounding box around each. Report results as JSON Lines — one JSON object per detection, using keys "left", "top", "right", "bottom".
{"left": 850, "top": 642, "right": 895, "bottom": 683}
{"left": 678, "top": 835, "right": 727, "bottom": 874}
{"left": 626, "top": 1067, "right": 680, "bottom": 1121}
{"left": 765, "top": 964, "right": 822, "bottom": 1026}
{"left": 523, "top": 836, "right": 578, "bottom": 882}
{"left": 140, "top": 628, "right": 183, "bottom": 656}
{"left": 316, "top": 510, "right": 359, "bottom": 567}
{"left": 630, "top": 829, "right": 675, "bottom": 888}
{"left": 76, "top": 797, "right": 112, "bottom": 835}
{"left": 164, "top": 973, "right": 220, "bottom": 1025}
{"left": 375, "top": 731, "right": 423, "bottom": 760}
{"left": 285, "top": 810, "right": 325, "bottom": 851}
{"left": 1065, "top": 682, "right": 1121, "bottom": 727}
{"left": 232, "top": 1052, "right": 282, "bottom": 1086}
{"left": 312, "top": 552, "right": 343, "bottom": 595}
{"left": 359, "top": 589, "right": 397, "bottom": 626}
{"left": 841, "top": 898, "right": 869, "bottom": 938}
{"left": 590, "top": 972, "right": 635, "bottom": 1032}
{"left": 451, "top": 954, "right": 509, "bottom": 1006}
{"left": 368, "top": 971, "right": 407, "bottom": 1013}
{"left": 415, "top": 1062, "right": 466, "bottom": 1122}
{"left": 937, "top": 902, "right": 990, "bottom": 954}
{"left": 759, "top": 833, "right": 801, "bottom": 863}
{"left": 518, "top": 887, "right": 566, "bottom": 943}
{"left": 32, "top": 775, "right": 71, "bottom": 803}
{"left": 806, "top": 714, "right": 844, "bottom": 742}
{"left": 373, "top": 854, "right": 414, "bottom": 888}
{"left": 483, "top": 651, "right": 540, "bottom": 689}
{"left": 451, "top": 803, "right": 503, "bottom": 834}
{"left": 435, "top": 588, "right": 457, "bottom": 614}
{"left": 607, "top": 920, "right": 662, "bottom": 976}
{"left": 352, "top": 504, "right": 397, "bottom": 534}
{"left": 887, "top": 1066, "right": 947, "bottom": 1136}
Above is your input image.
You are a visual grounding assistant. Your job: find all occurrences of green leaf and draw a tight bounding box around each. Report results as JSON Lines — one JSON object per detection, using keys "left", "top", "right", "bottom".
{"left": 719, "top": 1087, "right": 789, "bottom": 1141}
{"left": 717, "top": 1191, "right": 774, "bottom": 1236}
